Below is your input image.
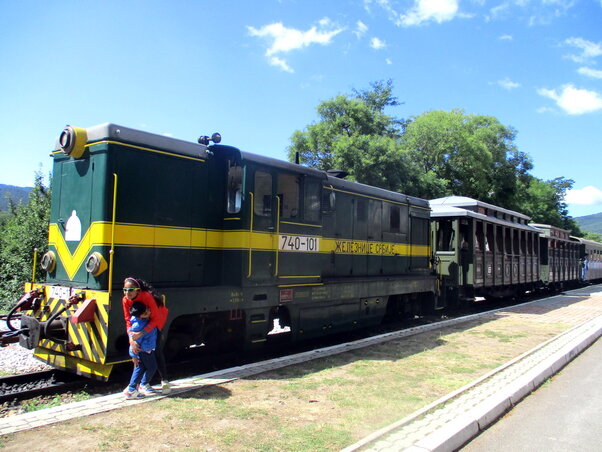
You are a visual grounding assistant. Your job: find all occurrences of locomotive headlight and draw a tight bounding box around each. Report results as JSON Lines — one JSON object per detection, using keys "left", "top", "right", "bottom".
{"left": 85, "top": 252, "right": 108, "bottom": 277}
{"left": 59, "top": 125, "right": 88, "bottom": 159}
{"left": 40, "top": 251, "right": 56, "bottom": 273}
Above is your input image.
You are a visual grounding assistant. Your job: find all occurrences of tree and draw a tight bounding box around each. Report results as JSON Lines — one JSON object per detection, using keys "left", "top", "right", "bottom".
{"left": 400, "top": 109, "right": 532, "bottom": 205}
{"left": 519, "top": 176, "right": 583, "bottom": 235}
{"left": 287, "top": 80, "right": 581, "bottom": 233}
{"left": 0, "top": 173, "right": 51, "bottom": 311}
{"left": 287, "top": 80, "right": 436, "bottom": 195}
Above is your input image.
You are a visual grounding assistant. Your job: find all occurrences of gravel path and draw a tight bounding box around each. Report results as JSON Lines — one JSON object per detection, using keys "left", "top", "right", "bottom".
{"left": 1, "top": 319, "right": 52, "bottom": 374}
{"left": 0, "top": 343, "right": 53, "bottom": 374}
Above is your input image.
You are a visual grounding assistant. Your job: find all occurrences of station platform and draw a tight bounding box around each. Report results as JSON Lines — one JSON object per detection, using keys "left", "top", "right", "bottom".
{"left": 343, "top": 285, "right": 602, "bottom": 452}
{"left": 1, "top": 285, "right": 602, "bottom": 451}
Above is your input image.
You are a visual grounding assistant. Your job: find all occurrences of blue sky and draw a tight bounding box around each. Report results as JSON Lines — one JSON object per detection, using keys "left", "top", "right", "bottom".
{"left": 1, "top": 0, "right": 601, "bottom": 217}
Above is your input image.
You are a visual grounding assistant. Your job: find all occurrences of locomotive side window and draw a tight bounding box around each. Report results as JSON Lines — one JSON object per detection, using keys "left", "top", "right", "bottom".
{"left": 321, "top": 189, "right": 335, "bottom": 212}
{"left": 226, "top": 160, "right": 242, "bottom": 214}
{"left": 254, "top": 171, "right": 272, "bottom": 216}
{"left": 277, "top": 173, "right": 300, "bottom": 218}
{"left": 356, "top": 199, "right": 367, "bottom": 221}
{"left": 304, "top": 179, "right": 321, "bottom": 222}
{"left": 390, "top": 205, "right": 400, "bottom": 233}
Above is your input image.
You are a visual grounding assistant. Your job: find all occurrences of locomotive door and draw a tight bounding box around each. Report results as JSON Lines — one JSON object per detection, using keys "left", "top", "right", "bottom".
{"left": 247, "top": 167, "right": 276, "bottom": 282}
{"left": 55, "top": 158, "right": 95, "bottom": 284}
{"left": 352, "top": 198, "right": 368, "bottom": 275}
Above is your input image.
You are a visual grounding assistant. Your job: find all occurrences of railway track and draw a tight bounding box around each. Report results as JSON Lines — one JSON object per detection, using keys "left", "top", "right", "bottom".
{"left": 0, "top": 313, "right": 22, "bottom": 345}
{"left": 0, "top": 370, "right": 89, "bottom": 404}
{"left": 0, "top": 289, "right": 564, "bottom": 414}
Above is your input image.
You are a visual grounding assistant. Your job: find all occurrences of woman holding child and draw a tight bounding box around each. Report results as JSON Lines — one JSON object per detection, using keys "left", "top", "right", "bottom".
{"left": 121, "top": 277, "right": 170, "bottom": 398}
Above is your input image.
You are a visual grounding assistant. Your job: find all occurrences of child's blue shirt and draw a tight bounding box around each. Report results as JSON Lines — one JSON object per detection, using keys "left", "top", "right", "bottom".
{"left": 128, "top": 316, "right": 158, "bottom": 358}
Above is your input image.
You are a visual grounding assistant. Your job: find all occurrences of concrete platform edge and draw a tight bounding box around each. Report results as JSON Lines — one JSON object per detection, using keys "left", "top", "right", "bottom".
{"left": 342, "top": 312, "right": 602, "bottom": 452}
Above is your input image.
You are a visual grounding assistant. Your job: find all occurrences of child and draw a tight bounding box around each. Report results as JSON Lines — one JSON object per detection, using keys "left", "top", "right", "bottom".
{"left": 122, "top": 277, "right": 171, "bottom": 393}
{"left": 123, "top": 301, "right": 159, "bottom": 399}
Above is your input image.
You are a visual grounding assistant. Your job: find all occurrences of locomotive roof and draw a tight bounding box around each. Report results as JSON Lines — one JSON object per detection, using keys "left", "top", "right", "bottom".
{"left": 54, "top": 123, "right": 211, "bottom": 160}
{"left": 218, "top": 145, "right": 429, "bottom": 208}
{"left": 323, "top": 175, "right": 429, "bottom": 208}
{"left": 59, "top": 123, "right": 428, "bottom": 209}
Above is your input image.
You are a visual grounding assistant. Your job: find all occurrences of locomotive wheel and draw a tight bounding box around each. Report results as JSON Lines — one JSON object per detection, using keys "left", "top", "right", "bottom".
{"left": 164, "top": 332, "right": 190, "bottom": 361}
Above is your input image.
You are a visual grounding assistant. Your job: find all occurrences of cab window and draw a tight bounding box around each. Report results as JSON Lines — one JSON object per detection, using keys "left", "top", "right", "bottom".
{"left": 254, "top": 171, "right": 272, "bottom": 217}
{"left": 226, "top": 160, "right": 242, "bottom": 214}
{"left": 277, "top": 173, "right": 300, "bottom": 219}
{"left": 304, "top": 179, "right": 321, "bottom": 222}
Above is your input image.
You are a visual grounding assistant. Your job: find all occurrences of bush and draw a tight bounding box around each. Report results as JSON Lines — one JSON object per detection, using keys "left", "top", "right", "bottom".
{"left": 0, "top": 173, "right": 50, "bottom": 312}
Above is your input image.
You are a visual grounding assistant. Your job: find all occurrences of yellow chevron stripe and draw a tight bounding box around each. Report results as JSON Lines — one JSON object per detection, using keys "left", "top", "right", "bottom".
{"left": 49, "top": 222, "right": 431, "bottom": 280}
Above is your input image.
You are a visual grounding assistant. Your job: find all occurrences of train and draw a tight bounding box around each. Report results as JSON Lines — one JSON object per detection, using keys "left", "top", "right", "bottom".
{"left": 6, "top": 123, "right": 602, "bottom": 380}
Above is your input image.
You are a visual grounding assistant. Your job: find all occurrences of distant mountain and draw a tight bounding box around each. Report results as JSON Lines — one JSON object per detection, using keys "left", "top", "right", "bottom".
{"left": 574, "top": 212, "right": 602, "bottom": 235}
{"left": 0, "top": 184, "right": 31, "bottom": 211}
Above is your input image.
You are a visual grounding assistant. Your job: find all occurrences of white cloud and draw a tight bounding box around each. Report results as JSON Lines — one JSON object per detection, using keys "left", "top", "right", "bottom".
{"left": 565, "top": 37, "right": 602, "bottom": 63}
{"left": 566, "top": 186, "right": 602, "bottom": 206}
{"left": 354, "top": 20, "right": 368, "bottom": 38}
{"left": 269, "top": 56, "right": 294, "bottom": 73}
{"left": 402, "top": 0, "right": 460, "bottom": 26}
{"left": 497, "top": 77, "right": 521, "bottom": 90}
{"left": 247, "top": 19, "right": 344, "bottom": 72}
{"left": 368, "top": 0, "right": 460, "bottom": 27}
{"left": 537, "top": 84, "right": 602, "bottom": 115}
{"left": 487, "top": 0, "right": 575, "bottom": 24}
{"left": 498, "top": 34, "right": 513, "bottom": 41}
{"left": 578, "top": 66, "right": 602, "bottom": 79}
{"left": 370, "top": 37, "right": 387, "bottom": 49}
{"left": 386, "top": 58, "right": 393, "bottom": 65}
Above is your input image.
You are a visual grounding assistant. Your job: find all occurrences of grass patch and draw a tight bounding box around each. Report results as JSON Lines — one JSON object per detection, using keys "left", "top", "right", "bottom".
{"left": 20, "top": 391, "right": 91, "bottom": 413}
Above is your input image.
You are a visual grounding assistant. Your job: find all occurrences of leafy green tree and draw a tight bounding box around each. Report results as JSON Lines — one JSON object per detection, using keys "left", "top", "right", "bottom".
{"left": 287, "top": 80, "right": 439, "bottom": 195}
{"left": 400, "top": 109, "right": 532, "bottom": 205}
{"left": 287, "top": 80, "right": 582, "bottom": 234}
{"left": 519, "top": 176, "right": 583, "bottom": 235}
{"left": 0, "top": 173, "right": 50, "bottom": 311}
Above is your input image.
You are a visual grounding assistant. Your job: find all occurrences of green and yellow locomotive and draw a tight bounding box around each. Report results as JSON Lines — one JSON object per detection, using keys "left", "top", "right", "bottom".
{"left": 15, "top": 124, "right": 437, "bottom": 380}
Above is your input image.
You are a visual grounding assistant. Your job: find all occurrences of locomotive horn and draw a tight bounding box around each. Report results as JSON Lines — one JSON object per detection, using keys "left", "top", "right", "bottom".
{"left": 198, "top": 133, "right": 222, "bottom": 145}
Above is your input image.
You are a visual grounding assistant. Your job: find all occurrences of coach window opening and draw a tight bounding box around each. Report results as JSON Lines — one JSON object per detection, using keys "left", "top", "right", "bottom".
{"left": 475, "top": 221, "right": 485, "bottom": 252}
{"left": 459, "top": 220, "right": 470, "bottom": 250}
{"left": 513, "top": 229, "right": 520, "bottom": 255}
{"left": 437, "top": 219, "right": 455, "bottom": 251}
{"left": 520, "top": 230, "right": 527, "bottom": 255}
{"left": 496, "top": 225, "right": 503, "bottom": 253}
{"left": 485, "top": 223, "right": 494, "bottom": 252}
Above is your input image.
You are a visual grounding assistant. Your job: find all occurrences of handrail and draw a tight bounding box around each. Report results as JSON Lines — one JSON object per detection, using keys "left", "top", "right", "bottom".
{"left": 247, "top": 192, "right": 254, "bottom": 278}
{"left": 108, "top": 173, "right": 118, "bottom": 296}
{"left": 274, "top": 195, "right": 281, "bottom": 276}
{"left": 31, "top": 248, "right": 38, "bottom": 283}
